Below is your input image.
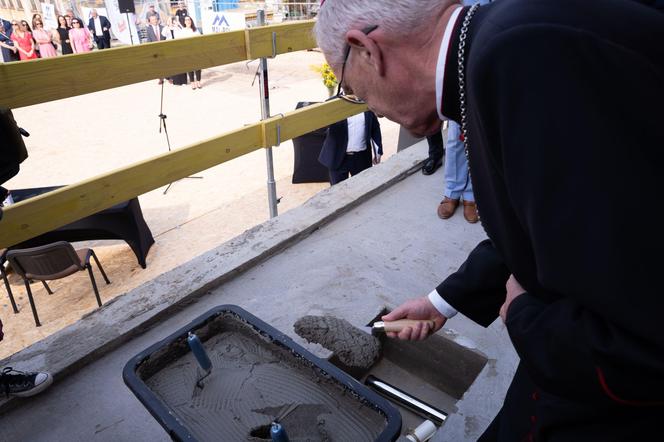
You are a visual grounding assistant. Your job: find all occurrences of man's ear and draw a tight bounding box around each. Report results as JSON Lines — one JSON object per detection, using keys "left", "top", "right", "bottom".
{"left": 345, "top": 29, "right": 385, "bottom": 76}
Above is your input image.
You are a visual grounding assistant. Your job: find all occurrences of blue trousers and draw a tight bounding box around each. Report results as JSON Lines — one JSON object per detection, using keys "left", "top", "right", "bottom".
{"left": 443, "top": 121, "right": 474, "bottom": 202}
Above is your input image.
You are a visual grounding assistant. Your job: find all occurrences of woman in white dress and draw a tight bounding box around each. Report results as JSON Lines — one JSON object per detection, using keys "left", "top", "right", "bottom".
{"left": 178, "top": 16, "right": 202, "bottom": 90}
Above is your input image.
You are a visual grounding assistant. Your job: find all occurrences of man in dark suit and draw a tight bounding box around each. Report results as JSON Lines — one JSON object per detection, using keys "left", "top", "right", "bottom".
{"left": 315, "top": 0, "right": 664, "bottom": 440}
{"left": 0, "top": 17, "right": 18, "bottom": 63}
{"left": 145, "top": 15, "right": 166, "bottom": 84}
{"left": 421, "top": 131, "right": 443, "bottom": 175}
{"left": 175, "top": 1, "right": 188, "bottom": 27}
{"left": 88, "top": 9, "right": 112, "bottom": 50}
{"left": 318, "top": 111, "right": 383, "bottom": 185}
{"left": 145, "top": 14, "right": 164, "bottom": 43}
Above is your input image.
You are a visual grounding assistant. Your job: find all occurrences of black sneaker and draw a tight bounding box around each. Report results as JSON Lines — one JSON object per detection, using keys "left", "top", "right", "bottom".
{"left": 0, "top": 367, "right": 53, "bottom": 397}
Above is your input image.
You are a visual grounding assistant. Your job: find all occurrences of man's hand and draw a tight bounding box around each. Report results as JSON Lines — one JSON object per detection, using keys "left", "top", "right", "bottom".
{"left": 381, "top": 296, "right": 447, "bottom": 341}
{"left": 373, "top": 154, "right": 382, "bottom": 165}
{"left": 500, "top": 274, "right": 526, "bottom": 322}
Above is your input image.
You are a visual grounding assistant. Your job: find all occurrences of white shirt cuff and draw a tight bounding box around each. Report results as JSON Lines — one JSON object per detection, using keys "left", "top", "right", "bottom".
{"left": 428, "top": 289, "right": 458, "bottom": 318}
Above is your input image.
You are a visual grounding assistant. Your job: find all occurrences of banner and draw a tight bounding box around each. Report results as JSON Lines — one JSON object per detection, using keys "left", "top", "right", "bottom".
{"left": 201, "top": 10, "right": 245, "bottom": 35}
{"left": 40, "top": 3, "right": 57, "bottom": 30}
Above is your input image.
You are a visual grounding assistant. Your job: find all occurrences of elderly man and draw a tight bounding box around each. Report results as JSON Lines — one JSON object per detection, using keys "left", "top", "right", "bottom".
{"left": 315, "top": 0, "right": 664, "bottom": 440}
{"left": 88, "top": 9, "right": 112, "bottom": 49}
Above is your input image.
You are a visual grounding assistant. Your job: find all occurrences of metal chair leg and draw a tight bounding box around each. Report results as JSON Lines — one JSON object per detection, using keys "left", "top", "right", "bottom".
{"left": 23, "top": 279, "right": 41, "bottom": 327}
{"left": 86, "top": 264, "right": 103, "bottom": 307}
{"left": 42, "top": 280, "right": 53, "bottom": 294}
{"left": 1, "top": 266, "right": 18, "bottom": 314}
{"left": 90, "top": 251, "right": 110, "bottom": 284}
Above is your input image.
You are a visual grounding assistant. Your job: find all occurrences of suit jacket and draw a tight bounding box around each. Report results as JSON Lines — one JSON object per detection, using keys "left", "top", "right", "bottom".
{"left": 146, "top": 24, "right": 165, "bottom": 43}
{"left": 88, "top": 15, "right": 111, "bottom": 41}
{"left": 318, "top": 111, "right": 383, "bottom": 170}
{"left": 436, "top": 0, "right": 664, "bottom": 439}
{"left": 0, "top": 18, "right": 15, "bottom": 63}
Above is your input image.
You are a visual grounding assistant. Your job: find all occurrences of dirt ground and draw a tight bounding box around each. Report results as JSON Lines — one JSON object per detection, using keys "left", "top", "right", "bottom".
{"left": 0, "top": 49, "right": 403, "bottom": 359}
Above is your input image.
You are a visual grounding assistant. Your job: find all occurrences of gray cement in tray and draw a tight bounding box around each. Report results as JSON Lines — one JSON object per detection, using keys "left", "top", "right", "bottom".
{"left": 294, "top": 315, "right": 381, "bottom": 370}
{"left": 143, "top": 316, "right": 387, "bottom": 441}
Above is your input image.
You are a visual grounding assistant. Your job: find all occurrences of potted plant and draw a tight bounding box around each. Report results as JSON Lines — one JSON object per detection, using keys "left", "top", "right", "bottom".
{"left": 312, "top": 63, "right": 338, "bottom": 97}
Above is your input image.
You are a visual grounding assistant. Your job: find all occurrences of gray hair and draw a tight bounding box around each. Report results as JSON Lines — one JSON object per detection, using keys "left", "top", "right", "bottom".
{"left": 314, "top": 0, "right": 458, "bottom": 66}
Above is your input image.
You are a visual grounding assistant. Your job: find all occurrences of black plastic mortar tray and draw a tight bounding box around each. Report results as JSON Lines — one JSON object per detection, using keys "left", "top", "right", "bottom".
{"left": 123, "top": 305, "right": 402, "bottom": 442}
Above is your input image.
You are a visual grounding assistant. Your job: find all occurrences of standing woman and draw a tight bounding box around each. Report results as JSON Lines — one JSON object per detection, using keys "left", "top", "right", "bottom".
{"left": 10, "top": 21, "right": 37, "bottom": 60}
{"left": 68, "top": 18, "right": 91, "bottom": 54}
{"left": 31, "top": 14, "right": 44, "bottom": 30}
{"left": 32, "top": 19, "right": 57, "bottom": 58}
{"left": 179, "top": 16, "right": 202, "bottom": 89}
{"left": 161, "top": 17, "right": 187, "bottom": 85}
{"left": 30, "top": 13, "right": 43, "bottom": 58}
{"left": 54, "top": 15, "right": 72, "bottom": 55}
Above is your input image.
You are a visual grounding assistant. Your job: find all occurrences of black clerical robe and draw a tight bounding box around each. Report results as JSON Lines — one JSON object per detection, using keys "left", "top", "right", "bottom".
{"left": 436, "top": 0, "right": 664, "bottom": 440}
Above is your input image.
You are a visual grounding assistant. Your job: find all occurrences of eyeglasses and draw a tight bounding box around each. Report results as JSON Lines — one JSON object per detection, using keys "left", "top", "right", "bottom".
{"left": 332, "top": 25, "right": 378, "bottom": 105}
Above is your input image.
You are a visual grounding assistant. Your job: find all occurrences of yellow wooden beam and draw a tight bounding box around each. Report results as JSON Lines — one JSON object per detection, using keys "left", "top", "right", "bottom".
{"left": 0, "top": 21, "right": 316, "bottom": 109}
{"left": 245, "top": 20, "right": 316, "bottom": 59}
{"left": 0, "top": 124, "right": 263, "bottom": 248}
{"left": 0, "top": 31, "right": 245, "bottom": 109}
{"left": 263, "top": 99, "right": 367, "bottom": 146}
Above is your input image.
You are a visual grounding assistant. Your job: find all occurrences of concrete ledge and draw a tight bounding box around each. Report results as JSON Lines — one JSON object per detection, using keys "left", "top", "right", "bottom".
{"left": 0, "top": 141, "right": 429, "bottom": 412}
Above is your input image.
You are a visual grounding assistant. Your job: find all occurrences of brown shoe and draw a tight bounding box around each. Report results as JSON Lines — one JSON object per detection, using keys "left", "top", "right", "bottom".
{"left": 463, "top": 200, "right": 479, "bottom": 223}
{"left": 437, "top": 197, "right": 459, "bottom": 219}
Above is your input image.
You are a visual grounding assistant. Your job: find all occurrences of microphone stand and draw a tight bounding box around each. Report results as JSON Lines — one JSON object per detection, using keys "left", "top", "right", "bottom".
{"left": 126, "top": 11, "right": 134, "bottom": 45}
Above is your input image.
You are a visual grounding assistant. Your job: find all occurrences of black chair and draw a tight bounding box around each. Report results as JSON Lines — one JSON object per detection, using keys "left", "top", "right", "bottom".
{"left": 0, "top": 248, "right": 18, "bottom": 314}
{"left": 6, "top": 242, "right": 110, "bottom": 327}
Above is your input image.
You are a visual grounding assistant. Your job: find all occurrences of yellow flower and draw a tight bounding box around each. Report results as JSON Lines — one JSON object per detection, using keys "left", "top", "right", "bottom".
{"left": 312, "top": 63, "right": 337, "bottom": 88}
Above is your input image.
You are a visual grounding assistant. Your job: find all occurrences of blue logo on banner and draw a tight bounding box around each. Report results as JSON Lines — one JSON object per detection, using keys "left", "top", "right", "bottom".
{"left": 212, "top": 15, "right": 230, "bottom": 27}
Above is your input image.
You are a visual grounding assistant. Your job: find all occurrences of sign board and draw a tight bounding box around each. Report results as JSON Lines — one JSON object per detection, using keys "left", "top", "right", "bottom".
{"left": 201, "top": 10, "right": 245, "bottom": 34}
{"left": 40, "top": 3, "right": 57, "bottom": 30}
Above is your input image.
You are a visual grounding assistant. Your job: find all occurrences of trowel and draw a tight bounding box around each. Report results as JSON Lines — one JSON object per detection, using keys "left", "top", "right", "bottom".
{"left": 368, "top": 319, "right": 436, "bottom": 335}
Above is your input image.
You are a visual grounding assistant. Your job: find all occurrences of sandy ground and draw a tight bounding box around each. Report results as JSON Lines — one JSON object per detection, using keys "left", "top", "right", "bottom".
{"left": 0, "top": 49, "right": 404, "bottom": 359}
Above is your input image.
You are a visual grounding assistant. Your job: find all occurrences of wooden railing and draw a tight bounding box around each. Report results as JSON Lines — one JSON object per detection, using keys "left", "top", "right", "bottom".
{"left": 0, "top": 20, "right": 367, "bottom": 248}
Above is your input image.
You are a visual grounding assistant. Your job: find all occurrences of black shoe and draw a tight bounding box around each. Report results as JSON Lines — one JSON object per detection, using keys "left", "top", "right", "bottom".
{"left": 0, "top": 367, "right": 53, "bottom": 397}
{"left": 422, "top": 156, "right": 443, "bottom": 175}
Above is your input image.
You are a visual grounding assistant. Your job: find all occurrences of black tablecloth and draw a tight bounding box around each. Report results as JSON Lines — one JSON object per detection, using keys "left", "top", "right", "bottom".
{"left": 10, "top": 186, "right": 154, "bottom": 268}
{"left": 292, "top": 101, "right": 331, "bottom": 184}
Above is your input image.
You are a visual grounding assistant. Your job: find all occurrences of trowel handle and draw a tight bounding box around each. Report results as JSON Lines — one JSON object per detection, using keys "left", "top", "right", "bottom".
{"left": 374, "top": 319, "right": 436, "bottom": 333}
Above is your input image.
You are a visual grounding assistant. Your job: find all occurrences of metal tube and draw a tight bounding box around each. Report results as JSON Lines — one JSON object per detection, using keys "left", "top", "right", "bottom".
{"left": 257, "top": 9, "right": 278, "bottom": 219}
{"left": 365, "top": 375, "right": 447, "bottom": 426}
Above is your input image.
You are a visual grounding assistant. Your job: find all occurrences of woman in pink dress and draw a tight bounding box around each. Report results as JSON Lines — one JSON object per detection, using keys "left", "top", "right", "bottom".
{"left": 10, "top": 20, "right": 37, "bottom": 60}
{"left": 68, "top": 18, "right": 91, "bottom": 54}
{"left": 32, "top": 19, "right": 57, "bottom": 58}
